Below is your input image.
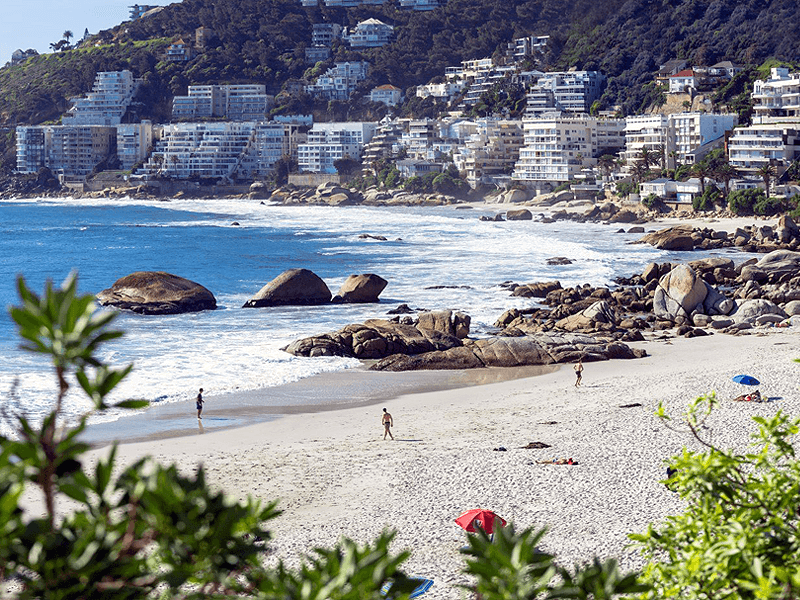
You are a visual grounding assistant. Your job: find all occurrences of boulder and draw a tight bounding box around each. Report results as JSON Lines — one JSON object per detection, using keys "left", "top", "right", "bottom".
{"left": 732, "top": 299, "right": 787, "bottom": 323}
{"left": 417, "top": 310, "right": 471, "bottom": 339}
{"left": 784, "top": 300, "right": 800, "bottom": 316}
{"left": 689, "top": 257, "right": 735, "bottom": 273}
{"left": 701, "top": 282, "right": 734, "bottom": 316}
{"left": 332, "top": 273, "right": 388, "bottom": 303}
{"left": 369, "top": 332, "right": 645, "bottom": 372}
{"left": 638, "top": 226, "right": 696, "bottom": 250}
{"left": 608, "top": 209, "right": 639, "bottom": 223}
{"left": 506, "top": 208, "right": 533, "bottom": 221}
{"left": 555, "top": 300, "right": 616, "bottom": 332}
{"left": 498, "top": 188, "right": 529, "bottom": 203}
{"left": 777, "top": 215, "right": 800, "bottom": 244}
{"left": 243, "top": 268, "right": 332, "bottom": 308}
{"left": 512, "top": 281, "right": 562, "bottom": 298}
{"left": 755, "top": 249, "right": 800, "bottom": 283}
{"left": 96, "top": 271, "right": 216, "bottom": 315}
{"left": 653, "top": 264, "right": 708, "bottom": 321}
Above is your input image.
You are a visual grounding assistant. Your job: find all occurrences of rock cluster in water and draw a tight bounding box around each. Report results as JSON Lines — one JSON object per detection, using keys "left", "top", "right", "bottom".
{"left": 96, "top": 271, "right": 216, "bottom": 315}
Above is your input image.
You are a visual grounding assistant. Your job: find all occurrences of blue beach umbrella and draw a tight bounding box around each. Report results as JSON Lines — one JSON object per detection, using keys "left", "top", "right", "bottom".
{"left": 732, "top": 374, "right": 760, "bottom": 386}
{"left": 381, "top": 578, "right": 434, "bottom": 599}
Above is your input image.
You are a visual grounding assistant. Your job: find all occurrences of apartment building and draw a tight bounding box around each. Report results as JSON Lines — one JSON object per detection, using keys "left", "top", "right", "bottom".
{"left": 453, "top": 119, "right": 524, "bottom": 188}
{"left": 16, "top": 126, "right": 50, "bottom": 173}
{"left": 297, "top": 122, "right": 377, "bottom": 173}
{"left": 728, "top": 123, "right": 800, "bottom": 172}
{"left": 238, "top": 122, "right": 307, "bottom": 178}
{"left": 116, "top": 121, "right": 153, "bottom": 170}
{"left": 311, "top": 23, "right": 343, "bottom": 46}
{"left": 623, "top": 112, "right": 737, "bottom": 167}
{"left": 513, "top": 115, "right": 624, "bottom": 185}
{"left": 397, "top": 0, "right": 441, "bottom": 10}
{"left": 524, "top": 70, "right": 605, "bottom": 117}
{"left": 62, "top": 70, "right": 139, "bottom": 126}
{"left": 400, "top": 120, "right": 438, "bottom": 159}
{"left": 361, "top": 120, "right": 404, "bottom": 166}
{"left": 668, "top": 112, "right": 738, "bottom": 164}
{"left": 140, "top": 122, "right": 256, "bottom": 179}
{"left": 47, "top": 126, "right": 117, "bottom": 177}
{"left": 172, "top": 84, "right": 274, "bottom": 121}
{"left": 305, "top": 62, "right": 369, "bottom": 101}
{"left": 369, "top": 84, "right": 403, "bottom": 106}
{"left": 415, "top": 81, "right": 465, "bottom": 100}
{"left": 623, "top": 115, "right": 669, "bottom": 164}
{"left": 345, "top": 19, "right": 394, "bottom": 48}
{"left": 752, "top": 67, "right": 800, "bottom": 120}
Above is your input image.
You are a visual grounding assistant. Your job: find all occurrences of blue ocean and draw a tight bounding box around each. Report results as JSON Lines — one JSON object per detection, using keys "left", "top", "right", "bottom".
{"left": 0, "top": 196, "right": 726, "bottom": 435}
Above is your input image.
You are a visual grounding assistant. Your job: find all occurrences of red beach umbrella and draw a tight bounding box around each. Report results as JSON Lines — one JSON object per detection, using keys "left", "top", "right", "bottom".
{"left": 454, "top": 509, "right": 507, "bottom": 535}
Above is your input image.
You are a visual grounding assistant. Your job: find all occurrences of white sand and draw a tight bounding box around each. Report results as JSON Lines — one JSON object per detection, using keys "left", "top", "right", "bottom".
{"left": 82, "top": 327, "right": 799, "bottom": 598}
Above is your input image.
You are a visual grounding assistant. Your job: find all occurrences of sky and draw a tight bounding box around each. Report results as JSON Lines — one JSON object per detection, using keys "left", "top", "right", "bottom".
{"left": 1, "top": 0, "right": 169, "bottom": 65}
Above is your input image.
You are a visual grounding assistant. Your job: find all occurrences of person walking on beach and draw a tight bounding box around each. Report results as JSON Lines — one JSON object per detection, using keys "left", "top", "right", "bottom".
{"left": 382, "top": 408, "right": 394, "bottom": 440}
{"left": 574, "top": 358, "right": 584, "bottom": 387}
{"left": 196, "top": 388, "right": 204, "bottom": 419}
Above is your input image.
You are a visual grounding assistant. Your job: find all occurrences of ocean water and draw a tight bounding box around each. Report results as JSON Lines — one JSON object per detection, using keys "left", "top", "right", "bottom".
{"left": 0, "top": 196, "right": 734, "bottom": 434}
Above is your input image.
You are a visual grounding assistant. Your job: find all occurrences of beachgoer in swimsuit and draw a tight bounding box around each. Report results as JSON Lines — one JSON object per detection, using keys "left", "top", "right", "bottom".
{"left": 382, "top": 407, "right": 394, "bottom": 440}
{"left": 196, "top": 388, "right": 204, "bottom": 419}
{"left": 574, "top": 358, "right": 584, "bottom": 387}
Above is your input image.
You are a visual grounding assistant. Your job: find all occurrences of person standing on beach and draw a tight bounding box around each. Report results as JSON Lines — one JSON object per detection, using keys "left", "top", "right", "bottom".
{"left": 574, "top": 358, "right": 583, "bottom": 387}
{"left": 382, "top": 408, "right": 394, "bottom": 440}
{"left": 196, "top": 388, "right": 204, "bottom": 419}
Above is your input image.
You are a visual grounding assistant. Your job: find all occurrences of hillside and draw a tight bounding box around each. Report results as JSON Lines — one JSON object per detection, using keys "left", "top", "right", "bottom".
{"left": 1, "top": 0, "right": 799, "bottom": 133}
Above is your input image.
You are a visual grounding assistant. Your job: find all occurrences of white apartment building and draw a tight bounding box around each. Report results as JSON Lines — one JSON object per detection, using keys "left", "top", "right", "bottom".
{"left": 524, "top": 71, "right": 605, "bottom": 117}
{"left": 140, "top": 122, "right": 256, "bottom": 179}
{"left": 398, "top": 0, "right": 441, "bottom": 10}
{"left": 752, "top": 67, "right": 800, "bottom": 120}
{"left": 116, "top": 121, "right": 153, "bottom": 170}
{"left": 668, "top": 112, "right": 738, "bottom": 164}
{"left": 400, "top": 120, "right": 438, "bottom": 159}
{"left": 623, "top": 115, "right": 669, "bottom": 164}
{"left": 728, "top": 123, "right": 800, "bottom": 172}
{"left": 238, "top": 122, "right": 307, "bottom": 178}
{"left": 415, "top": 81, "right": 465, "bottom": 100}
{"left": 297, "top": 122, "right": 377, "bottom": 173}
{"left": 453, "top": 119, "right": 524, "bottom": 188}
{"left": 305, "top": 62, "right": 369, "bottom": 101}
{"left": 623, "top": 112, "right": 737, "bottom": 167}
{"left": 445, "top": 58, "right": 495, "bottom": 83}
{"left": 62, "top": 70, "right": 140, "bottom": 126}
{"left": 369, "top": 84, "right": 403, "bottom": 106}
{"left": 172, "top": 84, "right": 274, "bottom": 121}
{"left": 513, "top": 115, "right": 625, "bottom": 185}
{"left": 345, "top": 19, "right": 394, "bottom": 48}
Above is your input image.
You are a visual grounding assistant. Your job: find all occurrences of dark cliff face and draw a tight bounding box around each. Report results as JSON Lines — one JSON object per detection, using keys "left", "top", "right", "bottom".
{"left": 2, "top": 0, "right": 799, "bottom": 127}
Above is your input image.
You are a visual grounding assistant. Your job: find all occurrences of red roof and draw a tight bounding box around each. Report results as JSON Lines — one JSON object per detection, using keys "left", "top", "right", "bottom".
{"left": 671, "top": 69, "right": 696, "bottom": 78}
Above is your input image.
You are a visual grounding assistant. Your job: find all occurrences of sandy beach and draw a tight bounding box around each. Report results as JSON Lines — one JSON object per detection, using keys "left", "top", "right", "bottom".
{"left": 77, "top": 325, "right": 799, "bottom": 599}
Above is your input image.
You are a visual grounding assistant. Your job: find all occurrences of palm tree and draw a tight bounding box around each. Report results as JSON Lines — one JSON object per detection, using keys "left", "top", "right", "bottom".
{"left": 63, "top": 30, "right": 73, "bottom": 46}
{"left": 598, "top": 154, "right": 616, "bottom": 180}
{"left": 692, "top": 162, "right": 710, "bottom": 197}
{"left": 639, "top": 147, "right": 656, "bottom": 170}
{"left": 713, "top": 162, "right": 738, "bottom": 198}
{"left": 757, "top": 163, "right": 777, "bottom": 198}
{"left": 653, "top": 144, "right": 666, "bottom": 170}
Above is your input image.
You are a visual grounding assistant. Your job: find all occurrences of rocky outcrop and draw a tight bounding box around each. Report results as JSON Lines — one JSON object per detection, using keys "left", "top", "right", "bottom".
{"left": 332, "top": 274, "right": 388, "bottom": 303}
{"left": 754, "top": 249, "right": 800, "bottom": 283}
{"left": 96, "top": 271, "right": 216, "bottom": 315}
{"left": 416, "top": 310, "right": 471, "bottom": 339}
{"left": 653, "top": 265, "right": 708, "bottom": 322}
{"left": 370, "top": 333, "right": 646, "bottom": 372}
{"left": 506, "top": 209, "right": 533, "bottom": 221}
{"left": 634, "top": 222, "right": 800, "bottom": 253}
{"left": 638, "top": 226, "right": 696, "bottom": 251}
{"left": 512, "top": 281, "right": 562, "bottom": 298}
{"left": 555, "top": 300, "right": 617, "bottom": 331}
{"left": 243, "top": 268, "right": 332, "bottom": 308}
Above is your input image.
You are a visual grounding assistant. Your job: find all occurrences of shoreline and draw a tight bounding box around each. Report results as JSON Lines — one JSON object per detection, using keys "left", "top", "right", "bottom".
{"left": 80, "top": 363, "right": 560, "bottom": 447}
{"left": 82, "top": 329, "right": 799, "bottom": 599}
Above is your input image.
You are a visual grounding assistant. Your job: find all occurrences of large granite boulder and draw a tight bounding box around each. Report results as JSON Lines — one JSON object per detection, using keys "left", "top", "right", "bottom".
{"left": 653, "top": 264, "right": 708, "bottom": 321}
{"left": 283, "top": 317, "right": 463, "bottom": 359}
{"left": 331, "top": 274, "right": 388, "bottom": 303}
{"left": 243, "top": 268, "right": 331, "bottom": 308}
{"left": 701, "top": 282, "right": 734, "bottom": 316}
{"left": 96, "top": 271, "right": 216, "bottom": 315}
{"left": 370, "top": 333, "right": 646, "bottom": 372}
{"left": 777, "top": 215, "right": 800, "bottom": 244}
{"left": 506, "top": 208, "right": 533, "bottom": 221}
{"left": 498, "top": 188, "right": 529, "bottom": 204}
{"left": 416, "top": 310, "right": 471, "bottom": 339}
{"left": 754, "top": 249, "right": 800, "bottom": 283}
{"left": 731, "top": 299, "right": 787, "bottom": 323}
{"left": 638, "top": 226, "right": 696, "bottom": 251}
{"left": 555, "top": 300, "right": 616, "bottom": 331}
{"left": 512, "top": 281, "right": 562, "bottom": 298}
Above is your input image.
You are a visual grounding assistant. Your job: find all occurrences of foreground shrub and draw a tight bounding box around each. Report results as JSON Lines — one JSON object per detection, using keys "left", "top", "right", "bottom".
{"left": 728, "top": 188, "right": 765, "bottom": 215}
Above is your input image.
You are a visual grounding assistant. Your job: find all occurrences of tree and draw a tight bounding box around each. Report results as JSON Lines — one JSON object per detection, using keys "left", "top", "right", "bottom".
{"left": 63, "top": 30, "right": 73, "bottom": 46}
{"left": 691, "top": 162, "right": 710, "bottom": 197}
{"left": 333, "top": 156, "right": 362, "bottom": 177}
{"left": 633, "top": 391, "right": 800, "bottom": 600}
{"left": 639, "top": 147, "right": 656, "bottom": 170}
{"left": 0, "top": 274, "right": 646, "bottom": 599}
{"left": 713, "top": 161, "right": 738, "bottom": 198}
{"left": 758, "top": 163, "right": 777, "bottom": 198}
